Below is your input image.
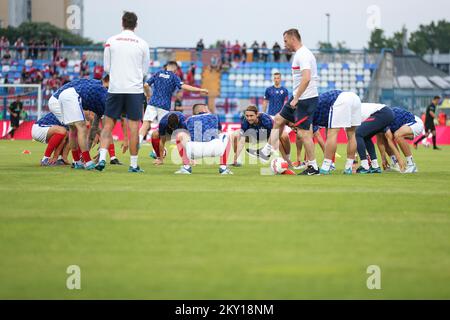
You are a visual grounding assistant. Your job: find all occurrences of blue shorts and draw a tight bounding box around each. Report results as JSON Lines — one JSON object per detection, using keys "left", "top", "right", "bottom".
{"left": 104, "top": 93, "right": 145, "bottom": 121}
{"left": 279, "top": 101, "right": 296, "bottom": 124}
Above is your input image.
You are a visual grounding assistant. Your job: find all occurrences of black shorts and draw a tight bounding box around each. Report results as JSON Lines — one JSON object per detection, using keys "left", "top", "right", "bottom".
{"left": 105, "top": 93, "right": 144, "bottom": 121}
{"left": 279, "top": 101, "right": 296, "bottom": 124}
{"left": 10, "top": 116, "right": 20, "bottom": 128}
{"left": 294, "top": 96, "right": 318, "bottom": 130}
{"left": 425, "top": 122, "right": 435, "bottom": 132}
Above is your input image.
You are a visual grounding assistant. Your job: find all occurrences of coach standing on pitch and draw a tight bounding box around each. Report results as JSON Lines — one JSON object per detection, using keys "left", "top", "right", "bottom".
{"left": 283, "top": 29, "right": 320, "bottom": 175}
{"left": 96, "top": 11, "right": 150, "bottom": 173}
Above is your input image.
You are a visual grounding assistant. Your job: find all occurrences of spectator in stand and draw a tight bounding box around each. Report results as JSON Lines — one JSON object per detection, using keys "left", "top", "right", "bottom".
{"left": 52, "top": 38, "right": 61, "bottom": 61}
{"left": 14, "top": 37, "right": 25, "bottom": 60}
{"left": 2, "top": 49, "right": 12, "bottom": 64}
{"left": 219, "top": 40, "right": 226, "bottom": 64}
{"left": 196, "top": 39, "right": 205, "bottom": 61}
{"left": 59, "top": 57, "right": 68, "bottom": 75}
{"left": 93, "top": 62, "right": 104, "bottom": 80}
{"left": 226, "top": 41, "right": 232, "bottom": 63}
{"left": 175, "top": 63, "right": 184, "bottom": 81}
{"left": 33, "top": 40, "right": 39, "bottom": 59}
{"left": 80, "top": 54, "right": 89, "bottom": 76}
{"left": 8, "top": 97, "right": 23, "bottom": 139}
{"left": 41, "top": 39, "right": 48, "bottom": 59}
{"left": 21, "top": 67, "right": 27, "bottom": 83}
{"left": 261, "top": 42, "right": 269, "bottom": 62}
{"left": 48, "top": 73, "right": 61, "bottom": 93}
{"left": 251, "top": 41, "right": 259, "bottom": 62}
{"left": 27, "top": 40, "right": 34, "bottom": 59}
{"left": 0, "top": 36, "right": 9, "bottom": 58}
{"left": 241, "top": 43, "right": 247, "bottom": 62}
{"left": 210, "top": 54, "right": 219, "bottom": 71}
{"left": 232, "top": 41, "right": 241, "bottom": 62}
{"left": 273, "top": 42, "right": 281, "bottom": 62}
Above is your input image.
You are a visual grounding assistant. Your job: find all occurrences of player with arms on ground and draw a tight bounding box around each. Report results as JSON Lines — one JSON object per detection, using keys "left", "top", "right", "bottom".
{"left": 383, "top": 107, "right": 424, "bottom": 173}
{"left": 31, "top": 112, "right": 69, "bottom": 166}
{"left": 151, "top": 111, "right": 187, "bottom": 165}
{"left": 174, "top": 104, "right": 232, "bottom": 175}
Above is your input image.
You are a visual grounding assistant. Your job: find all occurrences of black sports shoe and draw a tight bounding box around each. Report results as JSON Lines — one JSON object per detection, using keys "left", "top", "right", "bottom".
{"left": 298, "top": 165, "right": 320, "bottom": 176}
{"left": 110, "top": 158, "right": 123, "bottom": 165}
{"left": 433, "top": 147, "right": 441, "bottom": 150}
{"left": 246, "top": 148, "right": 259, "bottom": 158}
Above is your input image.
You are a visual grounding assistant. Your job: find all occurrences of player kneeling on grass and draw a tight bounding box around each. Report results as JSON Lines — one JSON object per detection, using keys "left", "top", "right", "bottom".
{"left": 232, "top": 106, "right": 288, "bottom": 167}
{"left": 355, "top": 103, "right": 395, "bottom": 174}
{"left": 174, "top": 104, "right": 232, "bottom": 175}
{"left": 151, "top": 111, "right": 187, "bottom": 166}
{"left": 32, "top": 112, "right": 69, "bottom": 166}
{"left": 382, "top": 107, "right": 424, "bottom": 174}
{"left": 48, "top": 77, "right": 109, "bottom": 170}
{"left": 312, "top": 90, "right": 361, "bottom": 175}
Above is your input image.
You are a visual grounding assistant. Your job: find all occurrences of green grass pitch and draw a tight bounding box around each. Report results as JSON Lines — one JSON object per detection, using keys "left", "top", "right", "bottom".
{"left": 0, "top": 140, "right": 449, "bottom": 299}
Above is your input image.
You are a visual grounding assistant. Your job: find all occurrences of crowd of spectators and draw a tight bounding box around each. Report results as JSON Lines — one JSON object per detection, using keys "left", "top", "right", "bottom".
{"left": 196, "top": 39, "right": 291, "bottom": 66}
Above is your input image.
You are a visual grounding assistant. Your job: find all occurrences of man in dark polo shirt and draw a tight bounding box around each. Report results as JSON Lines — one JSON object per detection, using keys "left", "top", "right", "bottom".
{"left": 414, "top": 96, "right": 441, "bottom": 150}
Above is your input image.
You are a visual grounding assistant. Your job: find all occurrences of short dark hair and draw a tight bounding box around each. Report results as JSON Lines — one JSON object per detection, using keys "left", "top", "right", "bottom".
{"left": 122, "top": 11, "right": 137, "bottom": 30}
{"left": 245, "top": 105, "right": 258, "bottom": 114}
{"left": 273, "top": 72, "right": 281, "bottom": 77}
{"left": 103, "top": 74, "right": 109, "bottom": 82}
{"left": 167, "top": 61, "right": 179, "bottom": 68}
{"left": 167, "top": 113, "right": 179, "bottom": 133}
{"left": 193, "top": 103, "right": 207, "bottom": 114}
{"left": 283, "top": 29, "right": 301, "bottom": 41}
{"left": 433, "top": 96, "right": 441, "bottom": 101}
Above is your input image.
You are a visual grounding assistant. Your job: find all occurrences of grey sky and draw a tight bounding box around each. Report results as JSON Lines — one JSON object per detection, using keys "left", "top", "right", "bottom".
{"left": 84, "top": 0, "right": 450, "bottom": 49}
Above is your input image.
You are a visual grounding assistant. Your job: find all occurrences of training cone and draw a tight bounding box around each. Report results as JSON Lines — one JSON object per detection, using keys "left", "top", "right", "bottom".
{"left": 22, "top": 150, "right": 31, "bottom": 155}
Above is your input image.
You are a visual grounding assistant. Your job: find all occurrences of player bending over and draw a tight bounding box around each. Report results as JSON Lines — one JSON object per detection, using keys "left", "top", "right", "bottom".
{"left": 382, "top": 107, "right": 424, "bottom": 174}
{"left": 355, "top": 103, "right": 395, "bottom": 174}
{"left": 48, "top": 77, "right": 109, "bottom": 170}
{"left": 151, "top": 111, "right": 187, "bottom": 165}
{"left": 32, "top": 112, "right": 69, "bottom": 166}
{"left": 312, "top": 90, "right": 361, "bottom": 175}
{"left": 174, "top": 104, "right": 232, "bottom": 175}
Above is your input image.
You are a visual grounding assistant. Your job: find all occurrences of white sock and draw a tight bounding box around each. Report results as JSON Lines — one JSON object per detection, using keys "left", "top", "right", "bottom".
{"left": 361, "top": 159, "right": 370, "bottom": 170}
{"left": 371, "top": 159, "right": 379, "bottom": 169}
{"left": 321, "top": 159, "right": 332, "bottom": 171}
{"left": 183, "top": 165, "right": 192, "bottom": 170}
{"left": 406, "top": 156, "right": 414, "bottom": 166}
{"left": 99, "top": 148, "right": 108, "bottom": 162}
{"left": 309, "top": 159, "right": 318, "bottom": 170}
{"left": 139, "top": 134, "right": 144, "bottom": 145}
{"left": 42, "top": 156, "right": 49, "bottom": 161}
{"left": 110, "top": 156, "right": 117, "bottom": 161}
{"left": 345, "top": 159, "right": 354, "bottom": 170}
{"left": 285, "top": 153, "right": 290, "bottom": 161}
{"left": 260, "top": 143, "right": 272, "bottom": 156}
{"left": 219, "top": 165, "right": 227, "bottom": 170}
{"left": 130, "top": 155, "right": 138, "bottom": 169}
{"left": 57, "top": 155, "right": 63, "bottom": 160}
{"left": 390, "top": 155, "right": 398, "bottom": 164}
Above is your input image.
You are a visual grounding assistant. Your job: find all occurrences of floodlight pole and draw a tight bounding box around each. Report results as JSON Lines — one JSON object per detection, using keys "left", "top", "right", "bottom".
{"left": 326, "top": 13, "right": 331, "bottom": 45}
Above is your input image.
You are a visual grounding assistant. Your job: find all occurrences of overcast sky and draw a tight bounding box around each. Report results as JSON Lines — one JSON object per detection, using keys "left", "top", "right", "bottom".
{"left": 84, "top": 0, "right": 450, "bottom": 49}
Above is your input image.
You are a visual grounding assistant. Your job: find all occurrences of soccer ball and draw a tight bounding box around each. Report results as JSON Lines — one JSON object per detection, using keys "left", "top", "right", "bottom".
{"left": 270, "top": 157, "right": 289, "bottom": 175}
